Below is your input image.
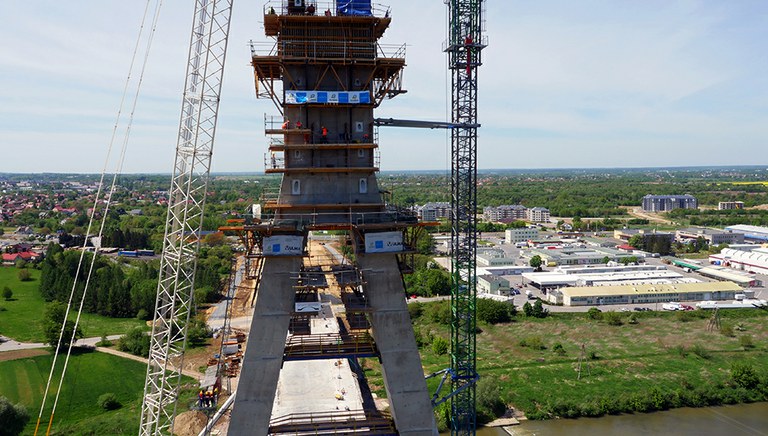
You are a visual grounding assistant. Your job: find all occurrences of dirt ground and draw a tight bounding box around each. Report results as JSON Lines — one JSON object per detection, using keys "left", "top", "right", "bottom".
{"left": 0, "top": 348, "right": 48, "bottom": 362}
{"left": 173, "top": 410, "right": 208, "bottom": 436}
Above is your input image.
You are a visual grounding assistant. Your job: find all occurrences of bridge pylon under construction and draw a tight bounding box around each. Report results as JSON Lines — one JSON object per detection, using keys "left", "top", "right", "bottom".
{"left": 225, "top": 2, "right": 437, "bottom": 434}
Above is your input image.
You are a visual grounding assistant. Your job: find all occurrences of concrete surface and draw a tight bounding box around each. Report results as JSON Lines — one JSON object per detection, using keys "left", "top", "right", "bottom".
{"left": 228, "top": 256, "right": 302, "bottom": 435}
{"left": 358, "top": 254, "right": 437, "bottom": 435}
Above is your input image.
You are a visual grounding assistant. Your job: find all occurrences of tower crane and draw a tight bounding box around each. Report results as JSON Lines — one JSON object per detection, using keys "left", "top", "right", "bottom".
{"left": 139, "top": 1, "right": 233, "bottom": 434}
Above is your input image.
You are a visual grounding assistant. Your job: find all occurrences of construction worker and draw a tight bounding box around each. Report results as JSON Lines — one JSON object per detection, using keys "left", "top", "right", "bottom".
{"left": 205, "top": 390, "right": 213, "bottom": 407}
{"left": 213, "top": 386, "right": 219, "bottom": 403}
{"left": 306, "top": 4, "right": 315, "bottom": 15}
{"left": 281, "top": 118, "right": 290, "bottom": 129}
{"left": 296, "top": 120, "right": 302, "bottom": 129}
{"left": 321, "top": 126, "right": 328, "bottom": 143}
{"left": 198, "top": 389, "right": 204, "bottom": 408}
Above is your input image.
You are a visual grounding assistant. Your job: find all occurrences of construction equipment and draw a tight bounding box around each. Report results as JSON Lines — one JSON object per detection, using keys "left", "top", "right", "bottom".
{"left": 139, "top": 1, "right": 233, "bottom": 434}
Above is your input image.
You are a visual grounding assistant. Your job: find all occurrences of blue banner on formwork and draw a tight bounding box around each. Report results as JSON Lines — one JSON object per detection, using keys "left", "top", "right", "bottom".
{"left": 337, "top": 0, "right": 372, "bottom": 16}
{"left": 285, "top": 90, "right": 371, "bottom": 104}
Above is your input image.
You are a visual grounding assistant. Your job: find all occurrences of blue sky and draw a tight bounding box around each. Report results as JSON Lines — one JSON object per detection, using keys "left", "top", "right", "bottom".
{"left": 1, "top": 1, "right": 766, "bottom": 173}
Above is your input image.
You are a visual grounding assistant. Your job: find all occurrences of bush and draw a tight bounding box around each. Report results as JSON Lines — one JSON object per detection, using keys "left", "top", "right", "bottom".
{"left": 628, "top": 314, "right": 639, "bottom": 324}
{"left": 476, "top": 377, "right": 507, "bottom": 423}
{"left": 2, "top": 286, "right": 12, "bottom": 301}
{"left": 531, "top": 300, "right": 548, "bottom": 318}
{"left": 95, "top": 334, "right": 112, "bottom": 347}
{"left": 720, "top": 322, "right": 735, "bottom": 337}
{"left": 586, "top": 307, "right": 602, "bottom": 320}
{"left": 552, "top": 342, "right": 566, "bottom": 356}
{"left": 427, "top": 301, "right": 451, "bottom": 325}
{"left": 477, "top": 299, "right": 512, "bottom": 324}
{"left": 731, "top": 362, "right": 760, "bottom": 390}
{"left": 604, "top": 311, "right": 623, "bottom": 326}
{"left": 117, "top": 327, "right": 150, "bottom": 357}
{"left": 691, "top": 343, "right": 711, "bottom": 359}
{"left": 407, "top": 301, "right": 423, "bottom": 319}
{"left": 519, "top": 336, "right": 546, "bottom": 350}
{"left": 739, "top": 335, "right": 754, "bottom": 350}
{"left": 522, "top": 301, "right": 533, "bottom": 317}
{"left": 97, "top": 393, "right": 121, "bottom": 410}
{"left": 0, "top": 396, "right": 30, "bottom": 436}
{"left": 432, "top": 337, "right": 449, "bottom": 355}
{"left": 136, "top": 308, "right": 150, "bottom": 321}
{"left": 17, "top": 269, "right": 31, "bottom": 282}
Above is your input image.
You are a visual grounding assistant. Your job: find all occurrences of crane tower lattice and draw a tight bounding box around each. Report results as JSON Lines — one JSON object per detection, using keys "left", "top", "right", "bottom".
{"left": 139, "top": 1, "right": 233, "bottom": 434}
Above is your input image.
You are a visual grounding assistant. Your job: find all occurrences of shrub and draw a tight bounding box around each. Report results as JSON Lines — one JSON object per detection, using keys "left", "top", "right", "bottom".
{"left": 117, "top": 327, "right": 150, "bottom": 357}
{"left": 17, "top": 269, "right": 31, "bottom": 282}
{"left": 720, "top": 322, "right": 735, "bottom": 337}
{"left": 97, "top": 393, "right": 121, "bottom": 410}
{"left": 2, "top": 286, "right": 12, "bottom": 301}
{"left": 136, "top": 308, "right": 150, "bottom": 321}
{"left": 739, "top": 335, "right": 754, "bottom": 350}
{"left": 432, "top": 337, "right": 449, "bottom": 355}
{"left": 477, "top": 299, "right": 511, "bottom": 324}
{"left": 604, "top": 311, "right": 623, "bottom": 326}
{"left": 407, "top": 301, "right": 423, "bottom": 319}
{"left": 95, "top": 334, "right": 112, "bottom": 347}
{"left": 691, "top": 343, "right": 711, "bottom": 359}
{"left": 428, "top": 302, "right": 451, "bottom": 325}
{"left": 731, "top": 362, "right": 760, "bottom": 390}
{"left": 519, "top": 336, "right": 546, "bottom": 350}
{"left": 628, "top": 314, "right": 639, "bottom": 324}
{"left": 586, "top": 307, "right": 602, "bottom": 320}
{"left": 522, "top": 301, "right": 533, "bottom": 317}
{"left": 673, "top": 344, "right": 689, "bottom": 358}
{"left": 476, "top": 377, "right": 507, "bottom": 423}
{"left": 552, "top": 342, "right": 566, "bottom": 356}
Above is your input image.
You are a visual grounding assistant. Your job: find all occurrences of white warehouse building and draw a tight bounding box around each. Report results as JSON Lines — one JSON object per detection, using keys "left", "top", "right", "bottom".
{"left": 505, "top": 227, "right": 539, "bottom": 244}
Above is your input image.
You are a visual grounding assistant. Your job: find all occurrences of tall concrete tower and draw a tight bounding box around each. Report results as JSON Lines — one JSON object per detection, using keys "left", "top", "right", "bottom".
{"left": 228, "top": 2, "right": 436, "bottom": 434}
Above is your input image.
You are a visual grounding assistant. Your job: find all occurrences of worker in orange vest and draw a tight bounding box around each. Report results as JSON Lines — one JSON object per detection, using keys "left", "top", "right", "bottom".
{"left": 321, "top": 126, "right": 328, "bottom": 142}
{"left": 281, "top": 119, "right": 290, "bottom": 129}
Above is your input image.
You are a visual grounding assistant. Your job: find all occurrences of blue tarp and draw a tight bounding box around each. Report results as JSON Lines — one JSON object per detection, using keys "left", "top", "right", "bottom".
{"left": 337, "top": 0, "right": 372, "bottom": 16}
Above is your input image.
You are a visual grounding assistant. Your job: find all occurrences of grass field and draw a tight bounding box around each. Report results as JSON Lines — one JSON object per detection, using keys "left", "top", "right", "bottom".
{"left": 384, "top": 303, "right": 768, "bottom": 420}
{"left": 0, "top": 349, "right": 148, "bottom": 435}
{"left": 0, "top": 267, "right": 145, "bottom": 343}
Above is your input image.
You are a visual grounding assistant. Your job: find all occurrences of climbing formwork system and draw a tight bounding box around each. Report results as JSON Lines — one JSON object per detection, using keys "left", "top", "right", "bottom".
{"left": 225, "top": 2, "right": 437, "bottom": 434}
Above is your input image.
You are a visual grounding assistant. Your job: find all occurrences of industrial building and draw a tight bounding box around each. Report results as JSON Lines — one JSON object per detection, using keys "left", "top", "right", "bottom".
{"left": 476, "top": 248, "right": 516, "bottom": 266}
{"left": 675, "top": 227, "right": 745, "bottom": 245}
{"left": 478, "top": 275, "right": 511, "bottom": 295}
{"left": 711, "top": 245, "right": 768, "bottom": 275}
{"left": 696, "top": 266, "right": 760, "bottom": 287}
{"left": 718, "top": 201, "right": 744, "bottom": 210}
{"left": 550, "top": 281, "right": 741, "bottom": 306}
{"left": 522, "top": 246, "right": 641, "bottom": 267}
{"left": 641, "top": 194, "right": 698, "bottom": 212}
{"left": 724, "top": 224, "right": 768, "bottom": 242}
{"left": 522, "top": 264, "right": 686, "bottom": 289}
{"left": 505, "top": 227, "right": 539, "bottom": 244}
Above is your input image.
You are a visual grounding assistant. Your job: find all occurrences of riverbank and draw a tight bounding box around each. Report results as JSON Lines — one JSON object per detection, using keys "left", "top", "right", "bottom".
{"left": 397, "top": 302, "right": 768, "bottom": 424}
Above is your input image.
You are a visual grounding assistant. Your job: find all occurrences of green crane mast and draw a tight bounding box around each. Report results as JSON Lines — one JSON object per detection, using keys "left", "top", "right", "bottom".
{"left": 446, "top": 0, "right": 485, "bottom": 433}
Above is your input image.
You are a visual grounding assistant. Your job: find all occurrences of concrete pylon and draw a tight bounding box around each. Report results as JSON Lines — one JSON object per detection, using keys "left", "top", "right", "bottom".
{"left": 359, "top": 254, "right": 438, "bottom": 434}
{"left": 229, "top": 257, "right": 301, "bottom": 432}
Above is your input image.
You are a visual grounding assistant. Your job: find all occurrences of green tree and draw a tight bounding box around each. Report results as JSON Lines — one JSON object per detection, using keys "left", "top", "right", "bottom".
{"left": 432, "top": 336, "right": 448, "bottom": 355}
{"left": 43, "top": 301, "right": 83, "bottom": 350}
{"left": 117, "top": 327, "right": 150, "bottom": 357}
{"left": 475, "top": 377, "right": 507, "bottom": 423}
{"left": 529, "top": 255, "right": 543, "bottom": 271}
{"left": 731, "top": 362, "right": 760, "bottom": 389}
{"left": 522, "top": 301, "right": 533, "bottom": 317}
{"left": 531, "top": 299, "right": 548, "bottom": 318}
{"left": 2, "top": 286, "right": 12, "bottom": 301}
{"left": 627, "top": 234, "right": 644, "bottom": 250}
{"left": 476, "top": 299, "right": 512, "bottom": 324}
{"left": 0, "top": 396, "right": 30, "bottom": 436}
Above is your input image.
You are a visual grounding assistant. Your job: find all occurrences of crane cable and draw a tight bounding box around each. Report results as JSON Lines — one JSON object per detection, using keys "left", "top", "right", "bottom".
{"left": 33, "top": 1, "right": 164, "bottom": 434}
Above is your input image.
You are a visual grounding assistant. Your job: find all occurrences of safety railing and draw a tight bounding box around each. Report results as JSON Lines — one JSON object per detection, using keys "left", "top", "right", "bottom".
{"left": 269, "top": 409, "right": 396, "bottom": 435}
{"left": 250, "top": 39, "right": 405, "bottom": 61}
{"left": 262, "top": 1, "right": 391, "bottom": 18}
{"left": 283, "top": 332, "right": 377, "bottom": 360}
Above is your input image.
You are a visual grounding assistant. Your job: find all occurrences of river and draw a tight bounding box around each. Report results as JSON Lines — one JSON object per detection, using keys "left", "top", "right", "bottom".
{"left": 453, "top": 402, "right": 768, "bottom": 436}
